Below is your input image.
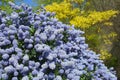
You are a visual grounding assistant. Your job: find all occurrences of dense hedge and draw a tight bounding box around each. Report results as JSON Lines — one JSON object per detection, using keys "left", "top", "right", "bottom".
{"left": 0, "top": 2, "right": 117, "bottom": 80}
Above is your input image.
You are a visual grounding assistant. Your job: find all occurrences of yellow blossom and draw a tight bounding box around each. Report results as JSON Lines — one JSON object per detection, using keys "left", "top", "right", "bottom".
{"left": 104, "top": 22, "right": 113, "bottom": 26}
{"left": 70, "top": 10, "right": 118, "bottom": 29}
{"left": 100, "top": 50, "right": 111, "bottom": 60}
{"left": 45, "top": 1, "right": 80, "bottom": 21}
{"left": 64, "top": 0, "right": 84, "bottom": 4}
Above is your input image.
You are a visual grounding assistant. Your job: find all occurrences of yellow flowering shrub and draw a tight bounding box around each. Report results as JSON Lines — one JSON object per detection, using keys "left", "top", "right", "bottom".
{"left": 45, "top": 1, "right": 118, "bottom": 28}
{"left": 70, "top": 10, "right": 118, "bottom": 28}
{"left": 100, "top": 50, "right": 111, "bottom": 60}
{"left": 45, "top": 0, "right": 118, "bottom": 61}
{"left": 45, "top": 1, "right": 80, "bottom": 21}
{"left": 102, "top": 32, "right": 117, "bottom": 45}
{"left": 104, "top": 22, "right": 113, "bottom": 26}
{"left": 64, "top": 0, "right": 84, "bottom": 4}
{"left": 70, "top": 16, "right": 91, "bottom": 28}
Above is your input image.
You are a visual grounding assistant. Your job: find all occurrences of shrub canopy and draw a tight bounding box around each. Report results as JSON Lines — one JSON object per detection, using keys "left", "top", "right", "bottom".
{"left": 0, "top": 2, "right": 117, "bottom": 80}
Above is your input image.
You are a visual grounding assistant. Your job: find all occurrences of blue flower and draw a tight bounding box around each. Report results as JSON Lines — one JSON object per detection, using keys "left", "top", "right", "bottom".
{"left": 0, "top": 2, "right": 117, "bottom": 80}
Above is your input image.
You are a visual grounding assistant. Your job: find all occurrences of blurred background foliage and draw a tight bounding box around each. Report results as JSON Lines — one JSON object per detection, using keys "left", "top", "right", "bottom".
{"left": 0, "top": 0, "right": 120, "bottom": 79}
{"left": 0, "top": 0, "right": 14, "bottom": 13}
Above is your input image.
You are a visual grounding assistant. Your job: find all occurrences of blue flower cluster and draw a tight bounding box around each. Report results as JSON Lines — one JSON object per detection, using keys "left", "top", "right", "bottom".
{"left": 0, "top": 2, "right": 117, "bottom": 80}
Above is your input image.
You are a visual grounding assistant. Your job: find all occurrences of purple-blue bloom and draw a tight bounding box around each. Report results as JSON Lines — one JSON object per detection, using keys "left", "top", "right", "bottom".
{"left": 0, "top": 2, "right": 117, "bottom": 80}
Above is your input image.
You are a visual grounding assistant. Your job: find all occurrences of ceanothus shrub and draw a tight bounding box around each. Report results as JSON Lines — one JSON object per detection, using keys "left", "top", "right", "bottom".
{"left": 0, "top": 2, "right": 117, "bottom": 80}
